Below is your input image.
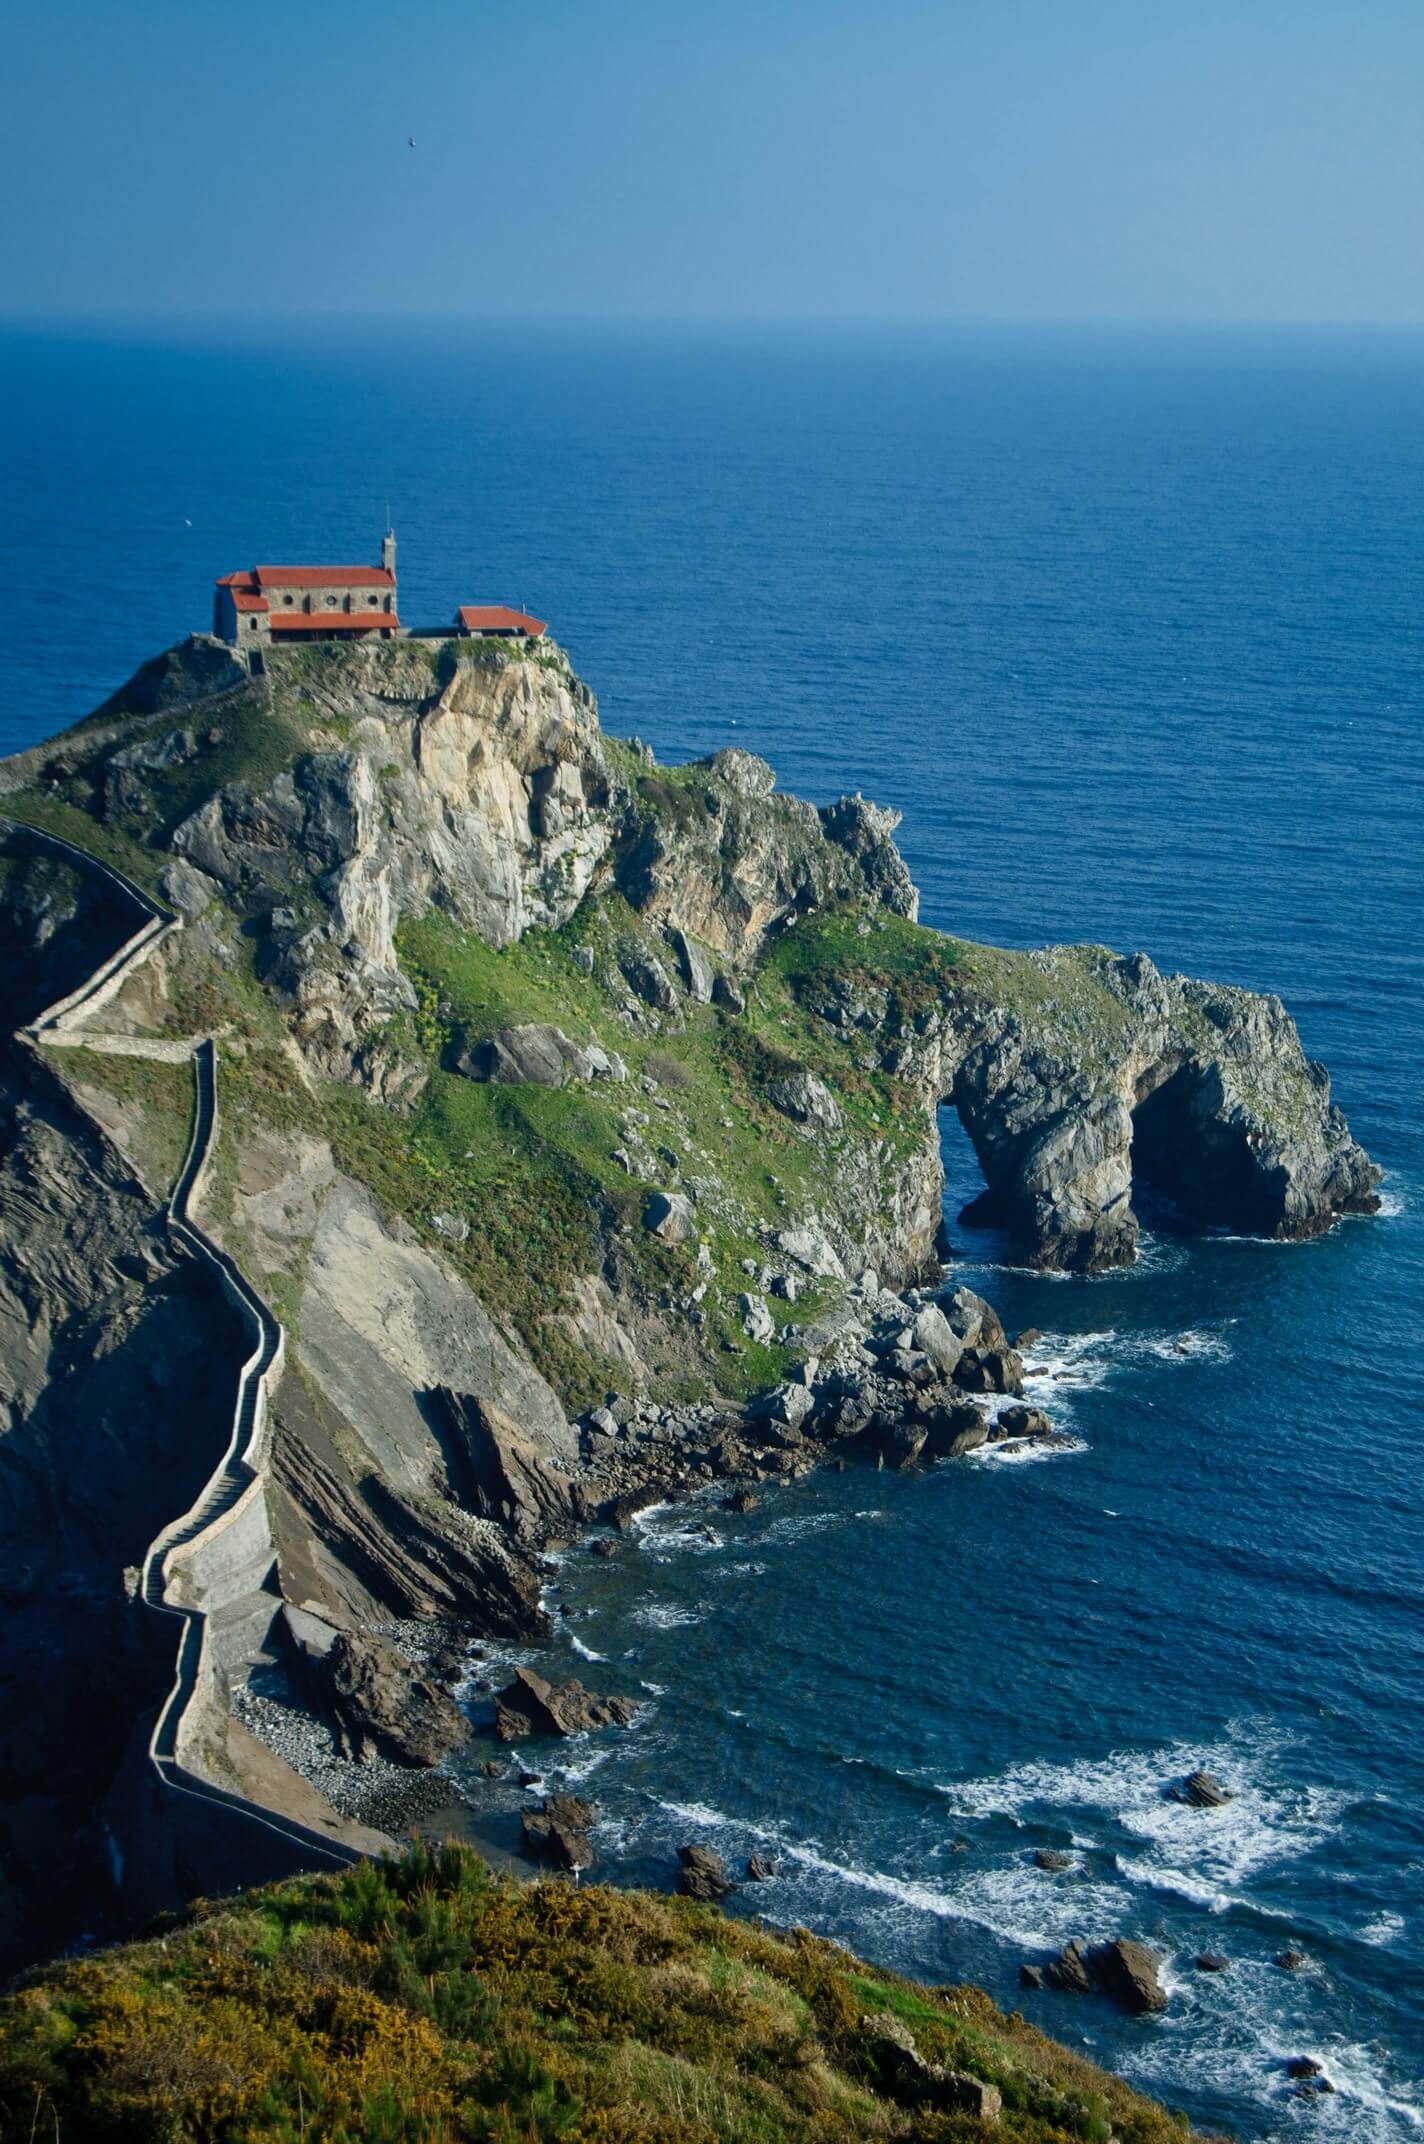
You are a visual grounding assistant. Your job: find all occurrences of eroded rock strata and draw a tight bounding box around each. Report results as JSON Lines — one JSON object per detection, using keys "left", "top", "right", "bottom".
{"left": 0, "top": 633, "right": 1380, "bottom": 1959}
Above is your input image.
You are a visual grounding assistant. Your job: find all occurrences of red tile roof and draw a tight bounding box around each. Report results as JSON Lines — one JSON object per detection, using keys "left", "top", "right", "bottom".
{"left": 230, "top": 590, "right": 270, "bottom": 613}
{"left": 267, "top": 612, "right": 399, "bottom": 636}
{"left": 456, "top": 604, "right": 547, "bottom": 636}
{"left": 216, "top": 570, "right": 259, "bottom": 590}
{"left": 256, "top": 564, "right": 394, "bottom": 590}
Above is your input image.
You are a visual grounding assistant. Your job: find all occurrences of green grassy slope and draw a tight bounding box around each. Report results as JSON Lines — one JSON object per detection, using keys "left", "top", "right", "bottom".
{"left": 0, "top": 1845, "right": 1213, "bottom": 2144}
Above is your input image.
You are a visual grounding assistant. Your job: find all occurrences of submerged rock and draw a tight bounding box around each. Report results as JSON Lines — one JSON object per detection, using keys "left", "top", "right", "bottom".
{"left": 1173, "top": 1767, "right": 1233, "bottom": 1809}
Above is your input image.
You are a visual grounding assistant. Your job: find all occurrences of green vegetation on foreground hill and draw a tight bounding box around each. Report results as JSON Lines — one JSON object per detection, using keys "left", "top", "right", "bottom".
{"left": 0, "top": 1844, "right": 1211, "bottom": 2144}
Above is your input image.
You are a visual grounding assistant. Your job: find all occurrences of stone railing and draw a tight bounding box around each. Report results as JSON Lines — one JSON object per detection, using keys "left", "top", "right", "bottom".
{"left": 4, "top": 817, "right": 360, "bottom": 1878}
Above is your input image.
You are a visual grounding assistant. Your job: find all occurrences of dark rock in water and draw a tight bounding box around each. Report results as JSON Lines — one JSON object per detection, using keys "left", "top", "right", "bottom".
{"left": 745, "top": 1852, "right": 777, "bottom": 1881}
{"left": 479, "top": 1759, "right": 503, "bottom": 1778}
{"left": 676, "top": 1844, "right": 732, "bottom": 1900}
{"left": 938, "top": 1285, "right": 1008, "bottom": 1353}
{"left": 1043, "top": 1940, "right": 1093, "bottom": 1995}
{"left": 1015, "top": 1328, "right": 1043, "bottom": 1349}
{"left": 1286, "top": 2058, "right": 1324, "bottom": 2081}
{"left": 494, "top": 1666, "right": 641, "bottom": 1741}
{"left": 1087, "top": 1939, "right": 1168, "bottom": 2014}
{"left": 521, "top": 1793, "right": 596, "bottom": 1871}
{"left": 319, "top": 1631, "right": 471, "bottom": 1767}
{"left": 1275, "top": 1948, "right": 1310, "bottom": 1972}
{"left": 997, "top": 1405, "right": 1055, "bottom": 1441}
{"left": 724, "top": 1487, "right": 759, "bottom": 1513}
{"left": 920, "top": 1398, "right": 988, "bottom": 1459}
{"left": 953, "top": 1345, "right": 1025, "bottom": 1396}
{"left": 1018, "top": 1964, "right": 1045, "bottom": 1990}
{"left": 516, "top": 1769, "right": 542, "bottom": 1787}
{"left": 1033, "top": 1849, "right": 1073, "bottom": 1872}
{"left": 871, "top": 1415, "right": 928, "bottom": 1469}
{"left": 1172, "top": 1767, "right": 1233, "bottom": 1809}
{"left": 590, "top": 1536, "right": 618, "bottom": 1558}
{"left": 604, "top": 1484, "right": 663, "bottom": 1531}
{"left": 1194, "top": 1951, "right": 1230, "bottom": 1972}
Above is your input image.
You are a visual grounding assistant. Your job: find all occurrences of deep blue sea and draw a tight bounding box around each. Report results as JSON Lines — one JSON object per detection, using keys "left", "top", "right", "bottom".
{"left": 2, "top": 324, "right": 1420, "bottom": 2140}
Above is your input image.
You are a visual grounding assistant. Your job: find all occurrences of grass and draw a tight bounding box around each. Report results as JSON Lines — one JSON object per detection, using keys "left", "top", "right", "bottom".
{"left": 0, "top": 1842, "right": 1214, "bottom": 2144}
{"left": 57, "top": 1048, "right": 195, "bottom": 1201}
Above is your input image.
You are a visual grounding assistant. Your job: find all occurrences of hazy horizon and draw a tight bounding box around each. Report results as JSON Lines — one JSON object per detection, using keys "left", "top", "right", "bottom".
{"left": 7, "top": 0, "right": 1422, "bottom": 329}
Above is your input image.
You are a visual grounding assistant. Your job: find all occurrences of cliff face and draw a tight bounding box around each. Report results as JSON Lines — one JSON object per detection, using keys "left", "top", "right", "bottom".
{"left": 0, "top": 632, "right": 1380, "bottom": 1953}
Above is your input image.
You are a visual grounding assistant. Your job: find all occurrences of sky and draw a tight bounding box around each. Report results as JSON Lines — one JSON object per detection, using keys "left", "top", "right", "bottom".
{"left": 3, "top": 0, "right": 1422, "bottom": 326}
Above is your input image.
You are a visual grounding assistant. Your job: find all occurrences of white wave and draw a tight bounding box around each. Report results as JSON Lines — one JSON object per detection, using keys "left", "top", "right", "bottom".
{"left": 568, "top": 1633, "right": 605, "bottom": 1662}
{"left": 969, "top": 1433, "right": 1089, "bottom": 1466}
{"left": 1123, "top": 1969, "right": 1424, "bottom": 2143}
{"left": 1359, "top": 1910, "right": 1406, "bottom": 1947}
{"left": 1134, "top": 1328, "right": 1234, "bottom": 1365}
{"left": 550, "top": 1744, "right": 614, "bottom": 1788}
{"left": 640, "top": 1680, "right": 666, "bottom": 1697}
{"left": 937, "top": 1724, "right": 1348, "bottom": 1896}
{"left": 717, "top": 1560, "right": 767, "bottom": 1578}
{"left": 633, "top": 1601, "right": 706, "bottom": 1631}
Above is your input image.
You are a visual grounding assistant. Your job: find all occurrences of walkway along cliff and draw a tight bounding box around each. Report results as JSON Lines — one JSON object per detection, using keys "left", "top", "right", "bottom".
{"left": 0, "top": 632, "right": 1380, "bottom": 1955}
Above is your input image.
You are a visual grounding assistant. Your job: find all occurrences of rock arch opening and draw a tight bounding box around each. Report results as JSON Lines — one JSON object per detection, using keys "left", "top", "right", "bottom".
{"left": 1130, "top": 1060, "right": 1272, "bottom": 1236}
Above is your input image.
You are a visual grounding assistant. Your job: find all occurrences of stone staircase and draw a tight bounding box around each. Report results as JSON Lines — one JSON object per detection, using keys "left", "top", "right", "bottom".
{"left": 5, "top": 817, "right": 359, "bottom": 1873}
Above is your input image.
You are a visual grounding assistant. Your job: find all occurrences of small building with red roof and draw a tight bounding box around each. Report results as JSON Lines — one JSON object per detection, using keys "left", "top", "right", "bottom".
{"left": 454, "top": 604, "right": 547, "bottom": 642}
{"left": 214, "top": 529, "right": 400, "bottom": 648}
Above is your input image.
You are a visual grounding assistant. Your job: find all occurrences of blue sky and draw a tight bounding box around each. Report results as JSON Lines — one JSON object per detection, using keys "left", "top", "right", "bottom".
{"left": 5, "top": 0, "right": 1422, "bottom": 324}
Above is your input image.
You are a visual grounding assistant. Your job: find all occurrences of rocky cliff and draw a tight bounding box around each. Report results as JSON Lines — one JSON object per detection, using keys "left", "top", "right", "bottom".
{"left": 0, "top": 631, "right": 1379, "bottom": 1958}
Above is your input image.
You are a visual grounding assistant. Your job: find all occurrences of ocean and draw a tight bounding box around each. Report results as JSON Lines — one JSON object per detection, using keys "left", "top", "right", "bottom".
{"left": 2, "top": 322, "right": 1420, "bottom": 2139}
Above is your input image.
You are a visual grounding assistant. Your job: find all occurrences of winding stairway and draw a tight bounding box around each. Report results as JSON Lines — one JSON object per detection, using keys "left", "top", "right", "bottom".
{"left": 6, "top": 818, "right": 361, "bottom": 1875}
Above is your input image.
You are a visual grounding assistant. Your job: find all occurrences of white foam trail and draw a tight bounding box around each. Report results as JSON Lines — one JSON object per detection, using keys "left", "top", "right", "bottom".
{"left": 568, "top": 1633, "right": 605, "bottom": 1662}
{"left": 969, "top": 1434, "right": 1089, "bottom": 1466}
{"left": 633, "top": 1602, "right": 705, "bottom": 1630}
{"left": 1359, "top": 1910, "right": 1405, "bottom": 1946}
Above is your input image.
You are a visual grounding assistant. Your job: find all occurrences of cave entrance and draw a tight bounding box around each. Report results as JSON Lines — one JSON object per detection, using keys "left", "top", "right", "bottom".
{"left": 1130, "top": 1061, "right": 1266, "bottom": 1236}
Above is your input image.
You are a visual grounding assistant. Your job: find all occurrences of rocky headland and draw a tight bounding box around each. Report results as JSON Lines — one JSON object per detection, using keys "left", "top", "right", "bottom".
{"left": 0, "top": 629, "right": 1379, "bottom": 1969}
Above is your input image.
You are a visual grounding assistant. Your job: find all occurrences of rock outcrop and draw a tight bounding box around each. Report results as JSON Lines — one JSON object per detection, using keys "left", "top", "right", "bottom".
{"left": 493, "top": 1667, "right": 641, "bottom": 1741}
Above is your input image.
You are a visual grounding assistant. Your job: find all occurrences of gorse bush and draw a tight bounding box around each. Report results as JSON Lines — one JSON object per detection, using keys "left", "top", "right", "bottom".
{"left": 0, "top": 1844, "right": 1215, "bottom": 2144}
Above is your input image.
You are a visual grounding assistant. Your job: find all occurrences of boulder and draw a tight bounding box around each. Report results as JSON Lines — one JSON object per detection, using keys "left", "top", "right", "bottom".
{"left": 603, "top": 1485, "right": 663, "bottom": 1531}
{"left": 712, "top": 972, "right": 746, "bottom": 1015}
{"left": 939, "top": 2073, "right": 1002, "bottom": 2124}
{"left": 723, "top": 1487, "right": 759, "bottom": 1513}
{"left": 676, "top": 1844, "right": 733, "bottom": 1900}
{"left": 645, "top": 1190, "right": 696, "bottom": 1244}
{"left": 859, "top": 2014, "right": 933, "bottom": 2094}
{"left": 995, "top": 1405, "right": 1055, "bottom": 1441}
{"left": 1194, "top": 1952, "right": 1230, "bottom": 1972}
{"left": 871, "top": 1416, "right": 928, "bottom": 1470}
{"left": 669, "top": 927, "right": 714, "bottom": 1003}
{"left": 1173, "top": 1767, "right": 1233, "bottom": 1809}
{"left": 938, "top": 1286, "right": 1008, "bottom": 1353}
{"left": 1087, "top": 1939, "right": 1168, "bottom": 2014}
{"left": 317, "top": 1631, "right": 471, "bottom": 1767}
{"left": 457, "top": 1023, "right": 594, "bottom": 1088}
{"left": 760, "top": 1381, "right": 815, "bottom": 1432}
{"left": 920, "top": 1399, "right": 989, "bottom": 1459}
{"left": 953, "top": 1345, "right": 1025, "bottom": 1396}
{"left": 1018, "top": 1964, "right": 1045, "bottom": 1990}
{"left": 1274, "top": 1948, "right": 1310, "bottom": 1972}
{"left": 1033, "top": 1849, "right": 1073, "bottom": 1872}
{"left": 521, "top": 1793, "right": 596, "bottom": 1872}
{"left": 494, "top": 1666, "right": 641, "bottom": 1741}
{"left": 766, "top": 1068, "right": 842, "bottom": 1131}
{"left": 740, "top": 1293, "right": 775, "bottom": 1343}
{"left": 773, "top": 1225, "right": 846, "bottom": 1279}
{"left": 1043, "top": 1941, "right": 1093, "bottom": 1995}
{"left": 620, "top": 950, "right": 677, "bottom": 1011}
{"left": 1286, "top": 2058, "right": 1323, "bottom": 2081}
{"left": 912, "top": 1302, "right": 963, "bottom": 1378}
{"left": 745, "top": 1852, "right": 777, "bottom": 1881}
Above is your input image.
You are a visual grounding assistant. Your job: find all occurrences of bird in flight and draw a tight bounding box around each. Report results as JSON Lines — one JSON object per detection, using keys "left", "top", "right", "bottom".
{"left": 408, "top": 136, "right": 417, "bottom": 148}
